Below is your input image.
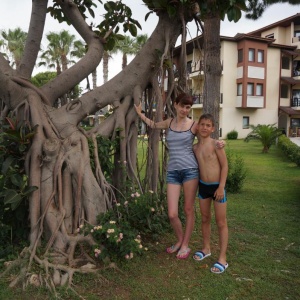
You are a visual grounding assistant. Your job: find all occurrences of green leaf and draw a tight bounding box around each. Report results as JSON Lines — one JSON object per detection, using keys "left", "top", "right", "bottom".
{"left": 1, "top": 156, "right": 15, "bottom": 175}
{"left": 227, "top": 7, "right": 242, "bottom": 22}
{"left": 105, "top": 37, "right": 116, "bottom": 51}
{"left": 10, "top": 173, "right": 23, "bottom": 188}
{"left": 145, "top": 11, "right": 153, "bottom": 22}
{"left": 23, "top": 186, "right": 38, "bottom": 196}
{"left": 128, "top": 24, "right": 137, "bottom": 37}
{"left": 104, "top": 1, "right": 116, "bottom": 12}
{"left": 3, "top": 189, "right": 22, "bottom": 205}
{"left": 88, "top": 7, "right": 95, "bottom": 18}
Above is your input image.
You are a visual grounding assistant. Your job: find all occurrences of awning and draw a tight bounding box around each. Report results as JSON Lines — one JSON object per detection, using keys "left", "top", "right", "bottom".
{"left": 282, "top": 49, "right": 300, "bottom": 56}
{"left": 281, "top": 77, "right": 300, "bottom": 85}
{"left": 279, "top": 106, "right": 300, "bottom": 115}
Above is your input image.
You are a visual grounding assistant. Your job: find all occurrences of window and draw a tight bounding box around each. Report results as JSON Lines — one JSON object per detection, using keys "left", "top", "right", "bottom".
{"left": 187, "top": 61, "right": 192, "bottom": 74}
{"left": 243, "top": 117, "right": 250, "bottom": 129}
{"left": 293, "top": 61, "right": 300, "bottom": 76}
{"left": 238, "top": 49, "right": 243, "bottom": 63}
{"left": 258, "top": 50, "right": 264, "bottom": 63}
{"left": 237, "top": 83, "right": 242, "bottom": 96}
{"left": 247, "top": 83, "right": 254, "bottom": 95}
{"left": 248, "top": 49, "right": 255, "bottom": 62}
{"left": 265, "top": 33, "right": 274, "bottom": 39}
{"left": 280, "top": 84, "right": 288, "bottom": 98}
{"left": 256, "top": 84, "right": 263, "bottom": 96}
{"left": 282, "top": 56, "right": 290, "bottom": 69}
{"left": 292, "top": 90, "right": 300, "bottom": 106}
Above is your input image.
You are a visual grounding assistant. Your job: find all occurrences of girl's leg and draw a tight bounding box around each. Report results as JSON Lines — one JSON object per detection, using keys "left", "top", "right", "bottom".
{"left": 167, "top": 183, "right": 183, "bottom": 251}
{"left": 179, "top": 178, "right": 198, "bottom": 252}
{"left": 213, "top": 201, "right": 228, "bottom": 268}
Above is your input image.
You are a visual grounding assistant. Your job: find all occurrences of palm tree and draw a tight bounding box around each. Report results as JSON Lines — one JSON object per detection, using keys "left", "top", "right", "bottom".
{"left": 134, "top": 34, "right": 148, "bottom": 52}
{"left": 39, "top": 30, "right": 83, "bottom": 105}
{"left": 115, "top": 35, "right": 136, "bottom": 70}
{"left": 244, "top": 124, "right": 283, "bottom": 153}
{"left": 1, "top": 27, "right": 27, "bottom": 67}
{"left": 39, "top": 30, "right": 77, "bottom": 74}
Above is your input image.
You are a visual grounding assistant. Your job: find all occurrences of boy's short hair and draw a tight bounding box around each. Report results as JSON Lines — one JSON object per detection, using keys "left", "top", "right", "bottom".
{"left": 174, "top": 93, "right": 193, "bottom": 106}
{"left": 198, "top": 113, "right": 215, "bottom": 126}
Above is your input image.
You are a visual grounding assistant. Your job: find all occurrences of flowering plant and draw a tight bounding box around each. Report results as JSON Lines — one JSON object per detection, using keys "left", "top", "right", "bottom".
{"left": 79, "top": 189, "right": 168, "bottom": 261}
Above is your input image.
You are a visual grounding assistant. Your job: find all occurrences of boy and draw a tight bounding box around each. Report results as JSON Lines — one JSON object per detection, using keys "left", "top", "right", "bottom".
{"left": 192, "top": 114, "right": 229, "bottom": 274}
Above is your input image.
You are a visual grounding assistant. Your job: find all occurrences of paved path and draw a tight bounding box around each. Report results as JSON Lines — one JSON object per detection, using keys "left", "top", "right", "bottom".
{"left": 289, "top": 137, "right": 300, "bottom": 146}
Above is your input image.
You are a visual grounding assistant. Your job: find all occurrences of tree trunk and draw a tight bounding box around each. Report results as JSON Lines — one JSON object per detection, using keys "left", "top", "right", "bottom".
{"left": 103, "top": 51, "right": 109, "bottom": 84}
{"left": 203, "top": 9, "right": 222, "bottom": 139}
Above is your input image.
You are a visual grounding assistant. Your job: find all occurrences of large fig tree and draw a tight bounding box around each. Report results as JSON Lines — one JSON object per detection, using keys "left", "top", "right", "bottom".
{"left": 1, "top": 0, "right": 276, "bottom": 290}
{"left": 0, "top": 0, "right": 196, "bottom": 288}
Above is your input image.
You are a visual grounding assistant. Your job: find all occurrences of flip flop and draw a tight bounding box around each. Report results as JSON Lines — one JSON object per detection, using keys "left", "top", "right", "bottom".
{"left": 166, "top": 245, "right": 180, "bottom": 254}
{"left": 176, "top": 248, "right": 191, "bottom": 259}
{"left": 193, "top": 250, "right": 211, "bottom": 261}
{"left": 210, "top": 262, "right": 228, "bottom": 274}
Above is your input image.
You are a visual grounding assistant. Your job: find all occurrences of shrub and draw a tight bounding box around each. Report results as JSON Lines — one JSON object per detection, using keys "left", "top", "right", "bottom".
{"left": 244, "top": 124, "right": 282, "bottom": 153}
{"left": 227, "top": 130, "right": 238, "bottom": 140}
{"left": 81, "top": 189, "right": 170, "bottom": 262}
{"left": 277, "top": 135, "right": 300, "bottom": 167}
{"left": 0, "top": 117, "right": 37, "bottom": 258}
{"left": 226, "top": 148, "right": 247, "bottom": 193}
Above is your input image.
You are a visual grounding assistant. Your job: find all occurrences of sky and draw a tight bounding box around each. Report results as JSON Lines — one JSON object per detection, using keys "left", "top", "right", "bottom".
{"left": 1, "top": 0, "right": 300, "bottom": 86}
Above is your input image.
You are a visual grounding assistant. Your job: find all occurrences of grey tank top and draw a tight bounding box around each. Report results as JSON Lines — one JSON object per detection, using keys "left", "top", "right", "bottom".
{"left": 166, "top": 119, "right": 198, "bottom": 171}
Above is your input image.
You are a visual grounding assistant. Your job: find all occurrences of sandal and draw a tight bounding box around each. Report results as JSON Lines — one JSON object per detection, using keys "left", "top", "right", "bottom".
{"left": 176, "top": 248, "right": 191, "bottom": 259}
{"left": 166, "top": 244, "right": 180, "bottom": 254}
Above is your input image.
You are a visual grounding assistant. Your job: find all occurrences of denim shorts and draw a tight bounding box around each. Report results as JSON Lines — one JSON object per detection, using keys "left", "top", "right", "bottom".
{"left": 167, "top": 168, "right": 199, "bottom": 185}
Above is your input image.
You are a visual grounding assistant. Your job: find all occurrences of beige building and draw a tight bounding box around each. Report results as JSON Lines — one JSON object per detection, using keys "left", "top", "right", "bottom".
{"left": 173, "top": 13, "right": 300, "bottom": 139}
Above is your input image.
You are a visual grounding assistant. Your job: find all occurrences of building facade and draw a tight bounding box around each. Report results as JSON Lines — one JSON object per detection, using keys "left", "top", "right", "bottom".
{"left": 173, "top": 13, "right": 300, "bottom": 139}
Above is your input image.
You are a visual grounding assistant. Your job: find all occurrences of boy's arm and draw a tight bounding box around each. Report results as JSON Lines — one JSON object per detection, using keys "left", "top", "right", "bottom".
{"left": 214, "top": 148, "right": 228, "bottom": 201}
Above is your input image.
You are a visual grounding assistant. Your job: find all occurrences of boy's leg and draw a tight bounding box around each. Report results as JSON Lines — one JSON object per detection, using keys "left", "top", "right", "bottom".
{"left": 213, "top": 201, "right": 228, "bottom": 268}
{"left": 199, "top": 197, "right": 212, "bottom": 254}
{"left": 167, "top": 183, "right": 183, "bottom": 251}
{"left": 179, "top": 178, "right": 198, "bottom": 252}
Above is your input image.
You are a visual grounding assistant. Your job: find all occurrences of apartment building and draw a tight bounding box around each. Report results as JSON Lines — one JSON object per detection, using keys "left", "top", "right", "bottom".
{"left": 173, "top": 13, "right": 300, "bottom": 139}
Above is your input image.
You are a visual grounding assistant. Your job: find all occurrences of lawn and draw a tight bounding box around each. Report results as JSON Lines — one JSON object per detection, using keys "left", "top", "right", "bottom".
{"left": 1, "top": 140, "right": 300, "bottom": 299}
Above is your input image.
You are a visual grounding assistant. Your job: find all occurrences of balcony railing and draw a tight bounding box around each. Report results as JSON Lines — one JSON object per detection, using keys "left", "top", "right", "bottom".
{"left": 192, "top": 93, "right": 223, "bottom": 105}
{"left": 291, "top": 97, "right": 300, "bottom": 107}
{"left": 292, "top": 36, "right": 300, "bottom": 43}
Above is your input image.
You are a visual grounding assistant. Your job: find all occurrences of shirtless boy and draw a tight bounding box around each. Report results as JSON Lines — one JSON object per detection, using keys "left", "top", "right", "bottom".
{"left": 192, "top": 114, "right": 229, "bottom": 274}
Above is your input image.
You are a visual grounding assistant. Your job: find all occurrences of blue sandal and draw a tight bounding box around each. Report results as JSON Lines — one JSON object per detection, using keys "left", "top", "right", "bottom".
{"left": 211, "top": 262, "right": 228, "bottom": 274}
{"left": 193, "top": 251, "right": 211, "bottom": 261}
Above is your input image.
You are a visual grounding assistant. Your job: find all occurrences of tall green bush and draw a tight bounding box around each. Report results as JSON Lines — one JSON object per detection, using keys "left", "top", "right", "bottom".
{"left": 226, "top": 148, "right": 247, "bottom": 193}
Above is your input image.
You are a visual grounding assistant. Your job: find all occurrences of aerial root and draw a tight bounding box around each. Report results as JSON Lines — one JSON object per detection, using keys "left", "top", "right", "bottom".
{"left": 1, "top": 246, "right": 132, "bottom": 300}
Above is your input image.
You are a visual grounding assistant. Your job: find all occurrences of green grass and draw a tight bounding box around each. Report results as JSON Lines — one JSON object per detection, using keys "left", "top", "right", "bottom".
{"left": 1, "top": 140, "right": 300, "bottom": 299}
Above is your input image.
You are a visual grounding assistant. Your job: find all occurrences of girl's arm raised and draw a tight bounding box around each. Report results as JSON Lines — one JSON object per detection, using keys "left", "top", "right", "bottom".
{"left": 134, "top": 102, "right": 170, "bottom": 129}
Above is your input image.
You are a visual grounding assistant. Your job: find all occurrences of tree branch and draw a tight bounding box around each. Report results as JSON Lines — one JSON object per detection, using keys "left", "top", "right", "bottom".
{"left": 0, "top": 53, "right": 13, "bottom": 76}
{"left": 40, "top": 0, "right": 104, "bottom": 105}
{"left": 49, "top": 12, "right": 182, "bottom": 132}
{"left": 18, "top": 0, "right": 48, "bottom": 78}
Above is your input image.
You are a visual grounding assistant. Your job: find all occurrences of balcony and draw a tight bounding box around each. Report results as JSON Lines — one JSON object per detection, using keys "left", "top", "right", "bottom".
{"left": 236, "top": 96, "right": 264, "bottom": 108}
{"left": 292, "top": 36, "right": 300, "bottom": 43}
{"left": 192, "top": 93, "right": 223, "bottom": 107}
{"left": 291, "top": 97, "right": 300, "bottom": 109}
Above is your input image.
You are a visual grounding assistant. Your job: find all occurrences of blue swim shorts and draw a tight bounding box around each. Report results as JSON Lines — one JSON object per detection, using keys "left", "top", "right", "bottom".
{"left": 198, "top": 180, "right": 227, "bottom": 203}
{"left": 167, "top": 168, "right": 199, "bottom": 185}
